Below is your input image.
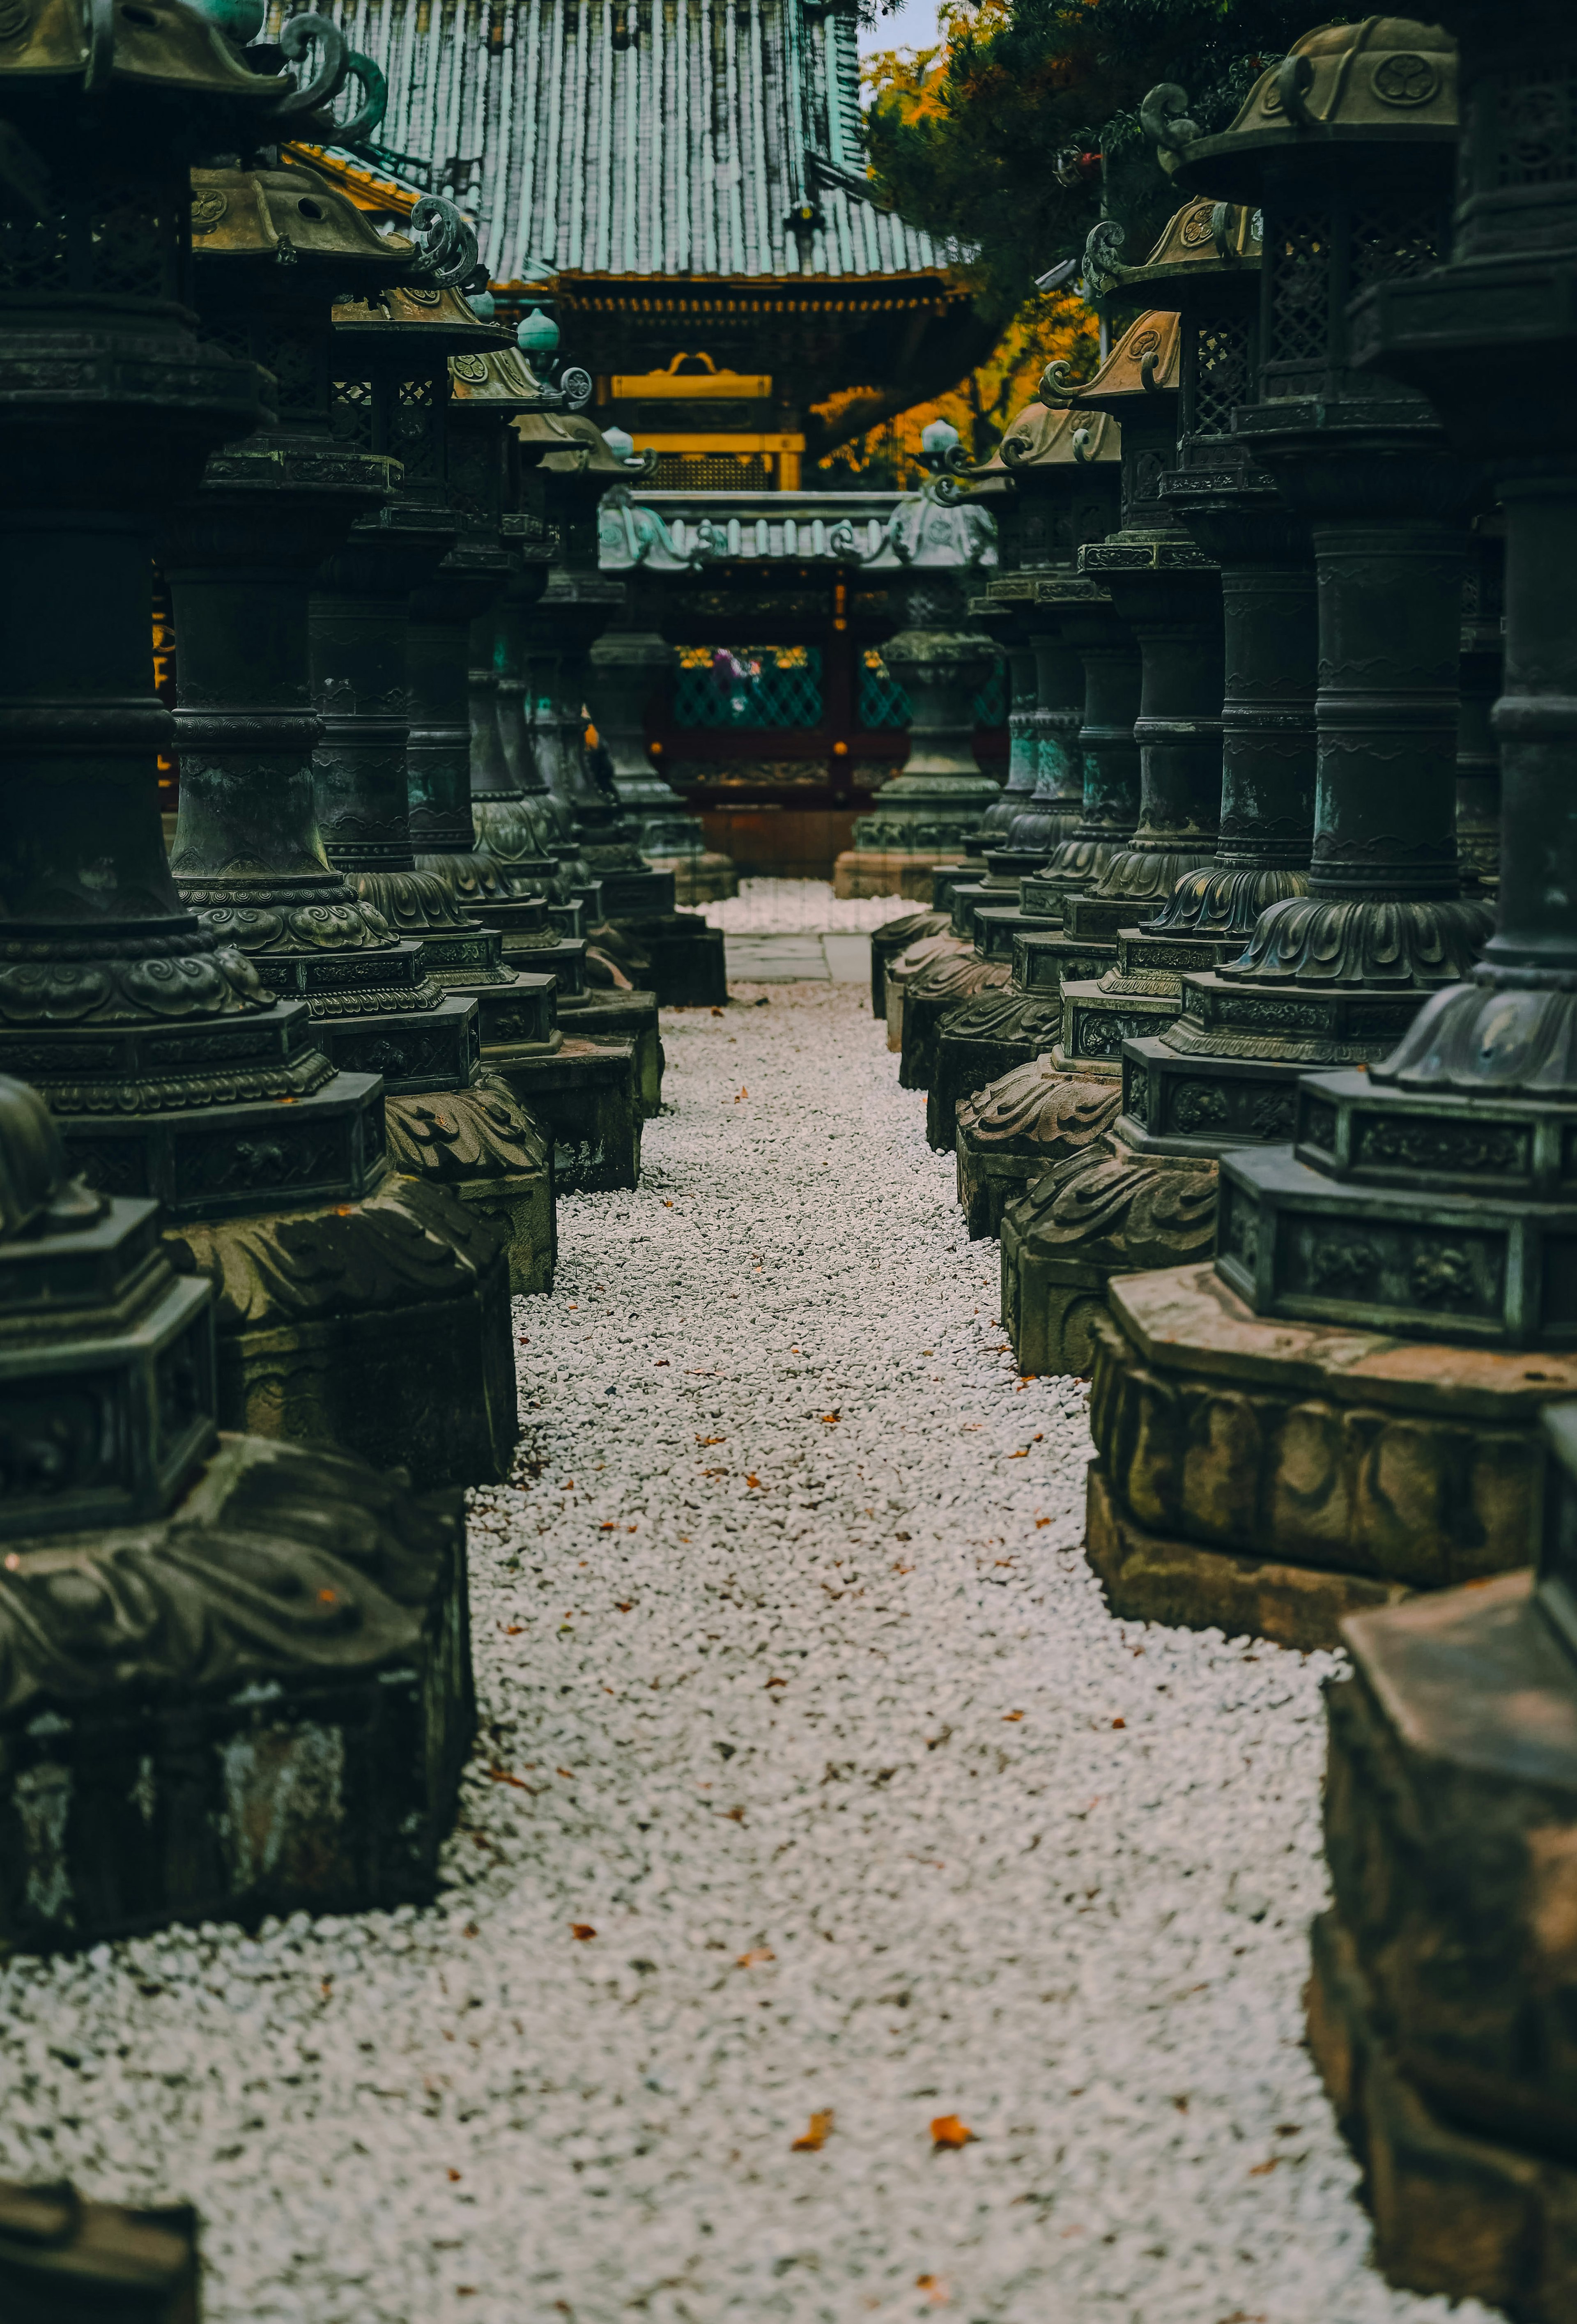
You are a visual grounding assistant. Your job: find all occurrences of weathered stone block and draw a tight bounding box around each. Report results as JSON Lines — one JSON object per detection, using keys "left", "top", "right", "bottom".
{"left": 832, "top": 849, "right": 962, "bottom": 901}
{"left": 557, "top": 989, "right": 663, "bottom": 1116}
{"left": 0, "top": 2179, "right": 200, "bottom": 2321}
{"left": 501, "top": 1036, "right": 641, "bottom": 1192}
{"left": 1325, "top": 1575, "right": 1577, "bottom": 2156}
{"left": 0, "top": 1434, "right": 473, "bottom": 1951}
{"left": 168, "top": 1174, "right": 519, "bottom": 1488}
{"left": 1085, "top": 1264, "right": 1576, "bottom": 1593}
{"left": 616, "top": 916, "right": 726, "bottom": 1008}
{"left": 1308, "top": 1903, "right": 1577, "bottom": 2324}
{"left": 1085, "top": 1459, "right": 1410, "bottom": 1648}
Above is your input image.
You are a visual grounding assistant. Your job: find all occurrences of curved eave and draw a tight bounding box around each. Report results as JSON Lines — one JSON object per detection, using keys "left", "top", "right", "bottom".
{"left": 1168, "top": 123, "right": 1459, "bottom": 206}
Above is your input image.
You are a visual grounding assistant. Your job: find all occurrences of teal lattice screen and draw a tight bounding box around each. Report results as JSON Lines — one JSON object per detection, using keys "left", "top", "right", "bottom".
{"left": 975, "top": 662, "right": 1007, "bottom": 726}
{"left": 674, "top": 647, "right": 824, "bottom": 729}
{"left": 859, "top": 650, "right": 909, "bottom": 729}
{"left": 858, "top": 652, "right": 1008, "bottom": 729}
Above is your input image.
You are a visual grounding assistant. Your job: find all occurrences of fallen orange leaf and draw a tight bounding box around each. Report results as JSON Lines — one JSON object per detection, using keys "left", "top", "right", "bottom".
{"left": 1034, "top": 1517, "right": 1052, "bottom": 1529}
{"left": 570, "top": 1923, "right": 596, "bottom": 1940}
{"left": 745, "top": 1473, "right": 763, "bottom": 1489}
{"left": 1248, "top": 2156, "right": 1278, "bottom": 2177}
{"left": 791, "top": 2109, "right": 834, "bottom": 2151}
{"left": 821, "top": 1412, "right": 840, "bottom": 1424}
{"left": 1008, "top": 1448, "right": 1028, "bottom": 1459}
{"left": 930, "top": 2115, "right": 975, "bottom": 2149}
{"left": 1002, "top": 1711, "right": 1024, "bottom": 1723}
{"left": 487, "top": 1764, "right": 533, "bottom": 1791}
{"left": 737, "top": 1947, "right": 775, "bottom": 1967}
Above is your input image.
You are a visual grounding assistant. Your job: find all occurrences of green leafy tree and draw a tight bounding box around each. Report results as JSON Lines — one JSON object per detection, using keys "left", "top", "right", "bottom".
{"left": 864, "top": 0, "right": 1344, "bottom": 323}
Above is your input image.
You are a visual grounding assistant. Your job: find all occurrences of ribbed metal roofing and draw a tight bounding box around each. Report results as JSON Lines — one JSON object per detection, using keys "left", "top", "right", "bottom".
{"left": 285, "top": 0, "right": 960, "bottom": 284}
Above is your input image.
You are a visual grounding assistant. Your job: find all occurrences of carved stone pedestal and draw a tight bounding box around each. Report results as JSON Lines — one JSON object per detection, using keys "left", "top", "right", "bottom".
{"left": 386, "top": 1075, "right": 554, "bottom": 1294}
{"left": 1077, "top": 1262, "right": 1576, "bottom": 1644}
{"left": 0, "top": 1433, "right": 473, "bottom": 1950}
{"left": 169, "top": 1172, "right": 517, "bottom": 1482}
{"left": 1002, "top": 1148, "right": 1217, "bottom": 1374}
{"left": 899, "top": 952, "right": 1011, "bottom": 1092}
{"left": 956, "top": 1058, "right": 1121, "bottom": 1240}
{"left": 0, "top": 1064, "right": 477, "bottom": 1948}
{"left": 0, "top": 2180, "right": 200, "bottom": 2319}
{"left": 501, "top": 1037, "right": 642, "bottom": 1192}
{"left": 557, "top": 990, "right": 662, "bottom": 1117}
{"left": 834, "top": 851, "right": 959, "bottom": 903}
{"left": 1310, "top": 1570, "right": 1577, "bottom": 2324}
{"left": 871, "top": 908, "right": 950, "bottom": 1018}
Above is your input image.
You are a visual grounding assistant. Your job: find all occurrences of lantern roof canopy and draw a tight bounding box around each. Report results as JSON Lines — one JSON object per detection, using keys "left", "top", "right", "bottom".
{"left": 986, "top": 401, "right": 1121, "bottom": 477}
{"left": 191, "top": 159, "right": 410, "bottom": 286}
{"left": 1157, "top": 16, "right": 1459, "bottom": 204}
{"left": 1095, "top": 199, "right": 1261, "bottom": 311}
{"left": 332, "top": 276, "right": 511, "bottom": 354}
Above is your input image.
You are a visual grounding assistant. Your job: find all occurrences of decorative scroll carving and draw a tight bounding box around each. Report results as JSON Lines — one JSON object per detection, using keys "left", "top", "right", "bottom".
{"left": 0, "top": 1434, "right": 460, "bottom": 1719}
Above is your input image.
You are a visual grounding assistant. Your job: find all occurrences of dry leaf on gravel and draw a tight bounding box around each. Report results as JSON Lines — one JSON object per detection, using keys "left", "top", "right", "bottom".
{"left": 791, "top": 2110, "right": 834, "bottom": 2152}
{"left": 930, "top": 2115, "right": 975, "bottom": 2149}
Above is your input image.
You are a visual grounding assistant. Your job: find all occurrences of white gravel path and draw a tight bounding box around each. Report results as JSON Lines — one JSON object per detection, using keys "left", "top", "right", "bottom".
{"left": 0, "top": 984, "right": 1495, "bottom": 2324}
{"left": 700, "top": 877, "right": 910, "bottom": 933}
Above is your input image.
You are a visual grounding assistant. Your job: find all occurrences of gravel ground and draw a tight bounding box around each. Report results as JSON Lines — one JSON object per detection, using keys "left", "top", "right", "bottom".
{"left": 700, "top": 878, "right": 909, "bottom": 933}
{"left": 0, "top": 984, "right": 1494, "bottom": 2324}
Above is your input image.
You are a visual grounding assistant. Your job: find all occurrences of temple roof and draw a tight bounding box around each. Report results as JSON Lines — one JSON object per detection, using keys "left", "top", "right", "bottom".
{"left": 289, "top": 0, "right": 959, "bottom": 287}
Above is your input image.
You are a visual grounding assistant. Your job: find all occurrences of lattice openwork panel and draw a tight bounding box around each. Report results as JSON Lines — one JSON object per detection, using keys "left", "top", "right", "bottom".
{"left": 674, "top": 646, "right": 824, "bottom": 729}
{"left": 447, "top": 434, "right": 499, "bottom": 525}
{"left": 1349, "top": 202, "right": 1445, "bottom": 291}
{"left": 651, "top": 453, "right": 777, "bottom": 491}
{"left": 1267, "top": 214, "right": 1330, "bottom": 373}
{"left": 258, "top": 325, "right": 320, "bottom": 420}
{"left": 391, "top": 377, "right": 439, "bottom": 481}
{"left": 859, "top": 651, "right": 910, "bottom": 729}
{"left": 328, "top": 376, "right": 374, "bottom": 451}
{"left": 973, "top": 661, "right": 1007, "bottom": 727}
{"left": 1190, "top": 315, "right": 1252, "bottom": 438}
{"left": 91, "top": 183, "right": 170, "bottom": 300}
{"left": 1493, "top": 67, "right": 1577, "bottom": 186}
{"left": 0, "top": 178, "right": 174, "bottom": 301}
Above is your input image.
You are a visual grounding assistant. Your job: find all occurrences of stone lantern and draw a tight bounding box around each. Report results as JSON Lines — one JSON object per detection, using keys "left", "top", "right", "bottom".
{"left": 319, "top": 270, "right": 649, "bottom": 1189}
{"left": 1072, "top": 18, "right": 1568, "bottom": 1650}
{"left": 944, "top": 209, "right": 1271, "bottom": 1174}
{"left": 898, "top": 313, "right": 1208, "bottom": 1102}
{"left": 587, "top": 617, "right": 741, "bottom": 908}
{"left": 513, "top": 408, "right": 729, "bottom": 1008}
{"left": 830, "top": 427, "right": 1001, "bottom": 903}
{"left": 873, "top": 396, "right": 1125, "bottom": 1058}
{"left": 165, "top": 166, "right": 559, "bottom": 1296}
{"left": 425, "top": 352, "right": 587, "bottom": 965}
{"left": 0, "top": 0, "right": 515, "bottom": 1482}
{"left": 1297, "top": 9, "right": 1577, "bottom": 2296}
